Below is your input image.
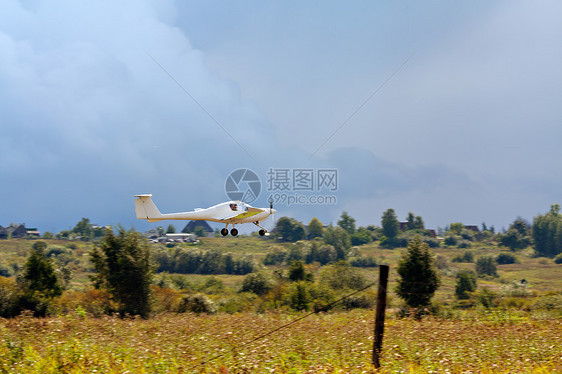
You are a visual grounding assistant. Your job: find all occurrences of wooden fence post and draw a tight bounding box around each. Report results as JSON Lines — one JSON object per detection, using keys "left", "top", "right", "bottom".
{"left": 372, "top": 264, "right": 389, "bottom": 369}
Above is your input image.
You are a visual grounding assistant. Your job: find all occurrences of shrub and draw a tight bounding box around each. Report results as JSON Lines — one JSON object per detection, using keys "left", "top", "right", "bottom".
{"left": 341, "top": 289, "right": 376, "bottom": 310}
{"left": 434, "top": 255, "right": 449, "bottom": 270}
{"left": 476, "top": 256, "right": 498, "bottom": 277}
{"left": 554, "top": 254, "right": 562, "bottom": 264}
{"left": 318, "top": 261, "right": 367, "bottom": 291}
{"left": 476, "top": 288, "right": 498, "bottom": 308}
{"left": 240, "top": 272, "right": 273, "bottom": 296}
{"left": 531, "top": 293, "right": 562, "bottom": 310}
{"left": 350, "top": 230, "right": 372, "bottom": 246}
{"left": 458, "top": 240, "right": 472, "bottom": 249}
{"left": 496, "top": 252, "right": 519, "bottom": 265}
{"left": 444, "top": 235, "right": 459, "bottom": 246}
{"left": 452, "top": 251, "right": 474, "bottom": 263}
{"left": 46, "top": 246, "right": 71, "bottom": 257}
{"left": 423, "top": 237, "right": 440, "bottom": 248}
{"left": 460, "top": 229, "right": 475, "bottom": 241}
{"left": 218, "top": 293, "right": 258, "bottom": 314}
{"left": 349, "top": 256, "right": 377, "bottom": 268}
{"left": 0, "top": 277, "right": 18, "bottom": 317}
{"left": 315, "top": 245, "right": 338, "bottom": 265}
{"left": 178, "top": 294, "right": 217, "bottom": 314}
{"left": 263, "top": 246, "right": 288, "bottom": 265}
{"left": 0, "top": 262, "right": 12, "bottom": 277}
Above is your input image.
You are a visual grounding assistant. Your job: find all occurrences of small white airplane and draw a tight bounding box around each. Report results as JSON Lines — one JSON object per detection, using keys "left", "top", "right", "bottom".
{"left": 134, "top": 194, "right": 276, "bottom": 236}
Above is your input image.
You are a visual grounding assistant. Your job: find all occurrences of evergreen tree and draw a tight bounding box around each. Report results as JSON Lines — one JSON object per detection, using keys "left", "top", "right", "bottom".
{"left": 406, "top": 212, "right": 416, "bottom": 230}
{"left": 455, "top": 271, "right": 477, "bottom": 299}
{"left": 499, "top": 218, "right": 531, "bottom": 251}
{"left": 71, "top": 217, "right": 92, "bottom": 240}
{"left": 307, "top": 217, "right": 324, "bottom": 239}
{"left": 337, "top": 211, "right": 356, "bottom": 235}
{"left": 288, "top": 260, "right": 313, "bottom": 282}
{"left": 290, "top": 282, "right": 311, "bottom": 311}
{"left": 532, "top": 204, "right": 562, "bottom": 257}
{"left": 381, "top": 209, "right": 399, "bottom": 239}
{"left": 166, "top": 224, "right": 176, "bottom": 234}
{"left": 90, "top": 227, "right": 154, "bottom": 318}
{"left": 18, "top": 241, "right": 63, "bottom": 316}
{"left": 396, "top": 237, "right": 440, "bottom": 309}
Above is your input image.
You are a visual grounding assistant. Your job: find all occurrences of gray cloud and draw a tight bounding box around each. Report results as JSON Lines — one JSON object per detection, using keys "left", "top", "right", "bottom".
{"left": 1, "top": 1, "right": 560, "bottom": 234}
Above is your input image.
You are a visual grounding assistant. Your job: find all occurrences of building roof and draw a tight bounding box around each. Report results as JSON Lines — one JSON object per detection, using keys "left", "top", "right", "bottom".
{"left": 182, "top": 220, "right": 213, "bottom": 233}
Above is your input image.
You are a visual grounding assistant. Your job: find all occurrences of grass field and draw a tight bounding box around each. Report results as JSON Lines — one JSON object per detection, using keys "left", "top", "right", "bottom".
{"left": 1, "top": 311, "right": 561, "bottom": 373}
{"left": 2, "top": 237, "right": 562, "bottom": 372}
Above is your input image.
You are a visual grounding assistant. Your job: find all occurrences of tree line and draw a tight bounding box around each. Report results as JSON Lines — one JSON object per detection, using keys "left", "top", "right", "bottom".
{"left": 274, "top": 204, "right": 562, "bottom": 258}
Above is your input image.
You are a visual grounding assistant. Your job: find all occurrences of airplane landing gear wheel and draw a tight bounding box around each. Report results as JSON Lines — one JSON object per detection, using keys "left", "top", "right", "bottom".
{"left": 258, "top": 229, "right": 266, "bottom": 236}
{"left": 230, "top": 228, "right": 238, "bottom": 236}
{"left": 221, "top": 228, "right": 228, "bottom": 236}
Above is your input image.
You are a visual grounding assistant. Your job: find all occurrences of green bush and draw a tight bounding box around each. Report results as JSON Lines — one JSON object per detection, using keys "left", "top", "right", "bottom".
{"left": 476, "top": 256, "right": 498, "bottom": 277}
{"left": 455, "top": 271, "right": 477, "bottom": 300}
{"left": 218, "top": 293, "right": 258, "bottom": 314}
{"left": 240, "top": 272, "right": 273, "bottom": 296}
{"left": 178, "top": 294, "right": 217, "bottom": 314}
{"left": 318, "top": 261, "right": 367, "bottom": 291}
{"left": 348, "top": 256, "right": 377, "bottom": 268}
{"left": 263, "top": 246, "right": 288, "bottom": 265}
{"left": 444, "top": 235, "right": 459, "bottom": 246}
{"left": 452, "top": 251, "right": 474, "bottom": 263}
{"left": 423, "top": 237, "right": 440, "bottom": 248}
{"left": 0, "top": 262, "right": 12, "bottom": 277}
{"left": 554, "top": 254, "right": 562, "bottom": 264}
{"left": 496, "top": 252, "right": 519, "bottom": 265}
{"left": 531, "top": 293, "right": 562, "bottom": 310}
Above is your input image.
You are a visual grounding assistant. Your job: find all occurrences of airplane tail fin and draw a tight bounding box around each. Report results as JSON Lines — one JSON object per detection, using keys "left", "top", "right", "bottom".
{"left": 134, "top": 194, "right": 163, "bottom": 222}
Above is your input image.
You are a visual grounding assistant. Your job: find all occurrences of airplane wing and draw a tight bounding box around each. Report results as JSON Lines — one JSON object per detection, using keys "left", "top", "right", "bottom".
{"left": 214, "top": 210, "right": 261, "bottom": 221}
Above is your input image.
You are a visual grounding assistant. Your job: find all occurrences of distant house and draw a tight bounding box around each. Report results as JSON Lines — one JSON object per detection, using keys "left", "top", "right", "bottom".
{"left": 464, "top": 225, "right": 480, "bottom": 232}
{"left": 398, "top": 222, "right": 436, "bottom": 237}
{"left": 145, "top": 228, "right": 161, "bottom": 239}
{"left": 25, "top": 228, "right": 41, "bottom": 238}
{"left": 182, "top": 221, "right": 214, "bottom": 237}
{"left": 8, "top": 224, "right": 28, "bottom": 238}
{"left": 0, "top": 226, "right": 8, "bottom": 239}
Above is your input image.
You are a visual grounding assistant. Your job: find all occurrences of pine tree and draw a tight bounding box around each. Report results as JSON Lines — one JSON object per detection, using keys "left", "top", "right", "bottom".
{"left": 90, "top": 227, "right": 154, "bottom": 318}
{"left": 337, "top": 211, "right": 356, "bottom": 235}
{"left": 396, "top": 236, "right": 440, "bottom": 309}
{"left": 381, "top": 209, "right": 399, "bottom": 239}
{"left": 455, "top": 271, "right": 477, "bottom": 299}
{"left": 18, "top": 241, "right": 63, "bottom": 316}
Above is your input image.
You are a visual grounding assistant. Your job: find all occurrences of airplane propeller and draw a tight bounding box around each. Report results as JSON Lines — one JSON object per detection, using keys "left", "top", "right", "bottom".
{"left": 268, "top": 196, "right": 276, "bottom": 227}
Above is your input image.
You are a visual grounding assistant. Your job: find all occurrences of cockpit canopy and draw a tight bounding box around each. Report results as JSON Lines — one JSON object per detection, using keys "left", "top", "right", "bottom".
{"left": 229, "top": 202, "right": 249, "bottom": 212}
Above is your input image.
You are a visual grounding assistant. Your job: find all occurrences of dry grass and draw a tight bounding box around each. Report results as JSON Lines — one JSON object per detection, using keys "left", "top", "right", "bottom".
{"left": 1, "top": 310, "right": 561, "bottom": 373}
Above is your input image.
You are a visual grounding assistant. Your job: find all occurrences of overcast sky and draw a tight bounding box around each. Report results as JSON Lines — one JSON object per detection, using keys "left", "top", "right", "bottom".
{"left": 1, "top": 0, "right": 561, "bottom": 234}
